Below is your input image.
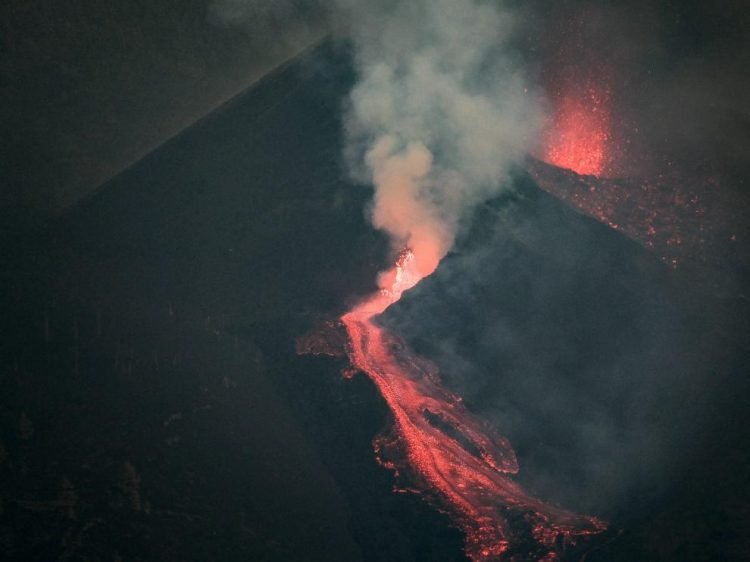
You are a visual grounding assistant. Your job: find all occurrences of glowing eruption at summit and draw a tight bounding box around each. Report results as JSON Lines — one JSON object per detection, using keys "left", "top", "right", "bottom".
{"left": 542, "top": 81, "right": 613, "bottom": 177}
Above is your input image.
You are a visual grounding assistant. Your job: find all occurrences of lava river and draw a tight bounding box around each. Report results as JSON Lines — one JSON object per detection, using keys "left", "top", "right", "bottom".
{"left": 336, "top": 250, "right": 606, "bottom": 561}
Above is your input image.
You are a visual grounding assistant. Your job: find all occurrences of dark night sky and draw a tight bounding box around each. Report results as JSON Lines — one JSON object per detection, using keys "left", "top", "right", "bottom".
{"left": 0, "top": 0, "right": 326, "bottom": 227}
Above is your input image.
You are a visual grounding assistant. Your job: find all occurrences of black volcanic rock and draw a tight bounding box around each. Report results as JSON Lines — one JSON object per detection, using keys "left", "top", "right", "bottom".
{"left": 0, "top": 41, "right": 379, "bottom": 562}
{"left": 380, "top": 171, "right": 750, "bottom": 561}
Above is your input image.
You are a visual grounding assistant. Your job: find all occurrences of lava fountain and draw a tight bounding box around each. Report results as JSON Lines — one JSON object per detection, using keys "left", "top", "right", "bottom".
{"left": 541, "top": 80, "right": 613, "bottom": 177}
{"left": 332, "top": 249, "right": 607, "bottom": 560}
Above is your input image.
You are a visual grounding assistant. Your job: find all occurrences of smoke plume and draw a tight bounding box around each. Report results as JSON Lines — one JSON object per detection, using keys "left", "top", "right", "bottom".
{"left": 336, "top": 0, "right": 541, "bottom": 280}
{"left": 209, "top": 0, "right": 329, "bottom": 58}
{"left": 211, "top": 0, "right": 540, "bottom": 279}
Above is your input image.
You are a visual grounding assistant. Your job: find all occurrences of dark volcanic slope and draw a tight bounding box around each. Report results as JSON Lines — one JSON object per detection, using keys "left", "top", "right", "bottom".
{"left": 0, "top": 41, "right": 389, "bottom": 562}
{"left": 1, "top": 39, "right": 473, "bottom": 562}
{"left": 381, "top": 174, "right": 750, "bottom": 561}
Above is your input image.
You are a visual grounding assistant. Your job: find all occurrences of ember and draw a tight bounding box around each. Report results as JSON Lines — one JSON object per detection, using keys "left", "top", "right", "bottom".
{"left": 542, "top": 81, "right": 613, "bottom": 177}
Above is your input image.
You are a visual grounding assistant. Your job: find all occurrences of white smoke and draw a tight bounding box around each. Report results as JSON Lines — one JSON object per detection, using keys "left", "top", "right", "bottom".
{"left": 336, "top": 0, "right": 542, "bottom": 279}
{"left": 210, "top": 0, "right": 542, "bottom": 280}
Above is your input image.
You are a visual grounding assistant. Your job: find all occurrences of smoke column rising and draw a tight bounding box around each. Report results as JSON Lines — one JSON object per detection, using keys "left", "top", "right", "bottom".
{"left": 211, "top": 0, "right": 542, "bottom": 276}
{"left": 337, "top": 0, "right": 542, "bottom": 277}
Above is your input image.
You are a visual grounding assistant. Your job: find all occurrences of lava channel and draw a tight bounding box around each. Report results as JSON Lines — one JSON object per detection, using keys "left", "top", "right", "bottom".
{"left": 336, "top": 249, "right": 606, "bottom": 560}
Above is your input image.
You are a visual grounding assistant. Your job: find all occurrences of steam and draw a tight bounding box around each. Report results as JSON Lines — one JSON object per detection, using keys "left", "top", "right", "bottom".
{"left": 209, "top": 0, "right": 541, "bottom": 280}
{"left": 337, "top": 0, "right": 541, "bottom": 280}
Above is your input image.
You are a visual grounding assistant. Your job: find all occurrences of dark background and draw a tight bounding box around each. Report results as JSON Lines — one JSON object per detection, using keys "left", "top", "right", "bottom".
{"left": 0, "top": 0, "right": 325, "bottom": 229}
{"left": 1, "top": 2, "right": 748, "bottom": 561}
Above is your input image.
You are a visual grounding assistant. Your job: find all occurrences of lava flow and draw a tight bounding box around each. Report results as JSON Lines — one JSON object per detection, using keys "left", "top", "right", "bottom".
{"left": 334, "top": 249, "right": 606, "bottom": 560}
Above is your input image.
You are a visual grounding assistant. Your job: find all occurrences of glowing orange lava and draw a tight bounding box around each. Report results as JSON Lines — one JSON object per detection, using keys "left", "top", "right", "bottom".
{"left": 542, "top": 83, "right": 612, "bottom": 177}
{"left": 339, "top": 250, "right": 606, "bottom": 560}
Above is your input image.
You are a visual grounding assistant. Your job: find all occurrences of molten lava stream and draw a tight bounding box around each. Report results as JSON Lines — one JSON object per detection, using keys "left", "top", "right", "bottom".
{"left": 340, "top": 250, "right": 606, "bottom": 560}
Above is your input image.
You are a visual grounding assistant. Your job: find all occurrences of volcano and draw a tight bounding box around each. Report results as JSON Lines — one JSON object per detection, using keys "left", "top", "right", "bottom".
{"left": 1, "top": 41, "right": 748, "bottom": 561}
